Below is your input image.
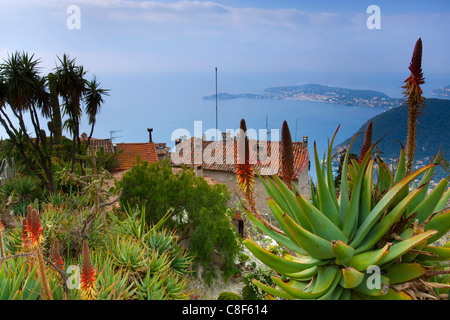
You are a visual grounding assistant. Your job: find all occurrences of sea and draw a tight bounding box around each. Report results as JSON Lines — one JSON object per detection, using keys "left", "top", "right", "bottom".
{"left": 77, "top": 70, "right": 448, "bottom": 182}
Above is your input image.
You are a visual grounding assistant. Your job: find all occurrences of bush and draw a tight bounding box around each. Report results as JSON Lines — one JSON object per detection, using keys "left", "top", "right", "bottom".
{"left": 217, "top": 291, "right": 242, "bottom": 300}
{"left": 116, "top": 158, "right": 240, "bottom": 284}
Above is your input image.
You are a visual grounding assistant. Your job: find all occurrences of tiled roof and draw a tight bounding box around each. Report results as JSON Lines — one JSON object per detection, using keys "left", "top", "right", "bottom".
{"left": 172, "top": 137, "right": 309, "bottom": 179}
{"left": 86, "top": 139, "right": 115, "bottom": 156}
{"left": 113, "top": 142, "right": 158, "bottom": 172}
{"left": 154, "top": 142, "right": 171, "bottom": 155}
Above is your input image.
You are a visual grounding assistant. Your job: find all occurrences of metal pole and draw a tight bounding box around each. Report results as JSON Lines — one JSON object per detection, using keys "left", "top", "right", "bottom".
{"left": 215, "top": 67, "right": 218, "bottom": 140}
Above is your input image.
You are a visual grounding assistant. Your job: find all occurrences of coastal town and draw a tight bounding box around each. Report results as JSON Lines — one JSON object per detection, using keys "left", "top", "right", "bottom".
{"left": 204, "top": 83, "right": 401, "bottom": 109}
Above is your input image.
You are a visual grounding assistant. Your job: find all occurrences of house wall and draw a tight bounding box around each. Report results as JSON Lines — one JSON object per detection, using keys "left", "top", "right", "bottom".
{"left": 196, "top": 168, "right": 310, "bottom": 216}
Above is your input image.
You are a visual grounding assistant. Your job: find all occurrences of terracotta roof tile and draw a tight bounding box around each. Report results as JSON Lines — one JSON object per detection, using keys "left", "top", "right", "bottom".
{"left": 86, "top": 139, "right": 115, "bottom": 156}
{"left": 172, "top": 137, "right": 309, "bottom": 179}
{"left": 113, "top": 142, "right": 158, "bottom": 172}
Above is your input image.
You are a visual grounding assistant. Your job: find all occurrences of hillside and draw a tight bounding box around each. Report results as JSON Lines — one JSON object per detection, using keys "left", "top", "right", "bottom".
{"left": 335, "top": 98, "right": 450, "bottom": 184}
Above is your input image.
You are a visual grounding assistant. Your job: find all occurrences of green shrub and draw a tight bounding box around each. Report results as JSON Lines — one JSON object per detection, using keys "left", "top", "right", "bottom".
{"left": 116, "top": 159, "right": 240, "bottom": 285}
{"left": 217, "top": 291, "right": 242, "bottom": 300}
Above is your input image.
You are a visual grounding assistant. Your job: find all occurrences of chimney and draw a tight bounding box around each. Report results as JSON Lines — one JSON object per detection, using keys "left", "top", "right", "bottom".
{"left": 303, "top": 136, "right": 308, "bottom": 148}
{"left": 147, "top": 128, "right": 153, "bottom": 142}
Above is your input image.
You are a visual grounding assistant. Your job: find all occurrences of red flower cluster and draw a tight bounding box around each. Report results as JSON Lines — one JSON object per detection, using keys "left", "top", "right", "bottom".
{"left": 22, "top": 206, "right": 44, "bottom": 250}
{"left": 80, "top": 240, "right": 98, "bottom": 300}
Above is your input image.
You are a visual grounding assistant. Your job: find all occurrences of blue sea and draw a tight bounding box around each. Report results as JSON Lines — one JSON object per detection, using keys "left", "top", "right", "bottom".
{"left": 83, "top": 70, "right": 448, "bottom": 181}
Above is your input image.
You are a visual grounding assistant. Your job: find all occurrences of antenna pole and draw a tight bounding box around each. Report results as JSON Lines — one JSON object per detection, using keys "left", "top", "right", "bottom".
{"left": 215, "top": 67, "right": 218, "bottom": 140}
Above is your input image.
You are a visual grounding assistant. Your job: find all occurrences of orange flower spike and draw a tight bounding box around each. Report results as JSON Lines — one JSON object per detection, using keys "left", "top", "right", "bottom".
{"left": 80, "top": 240, "right": 98, "bottom": 300}
{"left": 51, "top": 239, "right": 64, "bottom": 272}
{"left": 359, "top": 121, "right": 373, "bottom": 164}
{"left": 281, "top": 120, "right": 294, "bottom": 190}
{"left": 21, "top": 218, "right": 30, "bottom": 249}
{"left": 236, "top": 118, "right": 254, "bottom": 193}
{"left": 26, "top": 206, "right": 44, "bottom": 249}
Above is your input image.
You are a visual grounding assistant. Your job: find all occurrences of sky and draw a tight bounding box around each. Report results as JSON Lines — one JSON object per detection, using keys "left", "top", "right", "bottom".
{"left": 0, "top": 0, "right": 449, "bottom": 143}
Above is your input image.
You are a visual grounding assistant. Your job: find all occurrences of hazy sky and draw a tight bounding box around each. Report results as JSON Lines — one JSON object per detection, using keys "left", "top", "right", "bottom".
{"left": 1, "top": 0, "right": 450, "bottom": 75}
{"left": 1, "top": 0, "right": 449, "bottom": 143}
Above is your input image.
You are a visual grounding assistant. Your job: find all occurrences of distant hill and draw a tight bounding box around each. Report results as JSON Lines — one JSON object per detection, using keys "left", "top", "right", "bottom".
{"left": 204, "top": 83, "right": 400, "bottom": 109}
{"left": 430, "top": 85, "right": 450, "bottom": 98}
{"left": 335, "top": 98, "right": 450, "bottom": 184}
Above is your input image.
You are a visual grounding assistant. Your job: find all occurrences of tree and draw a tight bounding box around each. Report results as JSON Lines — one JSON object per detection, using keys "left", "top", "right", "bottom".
{"left": 53, "top": 54, "right": 87, "bottom": 172}
{"left": 0, "top": 51, "right": 56, "bottom": 192}
{"left": 84, "top": 76, "right": 110, "bottom": 146}
{"left": 46, "top": 72, "right": 63, "bottom": 145}
{"left": 117, "top": 159, "right": 240, "bottom": 284}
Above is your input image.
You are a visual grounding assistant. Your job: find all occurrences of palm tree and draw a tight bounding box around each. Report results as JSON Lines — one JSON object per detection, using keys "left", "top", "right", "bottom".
{"left": 84, "top": 76, "right": 110, "bottom": 146}
{"left": 46, "top": 72, "right": 63, "bottom": 145}
{"left": 0, "top": 51, "right": 56, "bottom": 192}
{"left": 53, "top": 54, "right": 87, "bottom": 172}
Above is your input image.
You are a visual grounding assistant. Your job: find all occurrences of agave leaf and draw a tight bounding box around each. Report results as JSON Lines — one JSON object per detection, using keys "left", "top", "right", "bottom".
{"left": 376, "top": 159, "right": 393, "bottom": 194}
{"left": 416, "top": 245, "right": 450, "bottom": 261}
{"left": 243, "top": 239, "right": 317, "bottom": 274}
{"left": 434, "top": 186, "right": 450, "bottom": 213}
{"left": 282, "top": 213, "right": 335, "bottom": 260}
{"left": 384, "top": 263, "right": 426, "bottom": 284}
{"left": 285, "top": 266, "right": 318, "bottom": 281}
{"left": 246, "top": 208, "right": 306, "bottom": 254}
{"left": 409, "top": 178, "right": 448, "bottom": 223}
{"left": 339, "top": 133, "right": 360, "bottom": 224}
{"left": 365, "top": 288, "right": 412, "bottom": 300}
{"left": 266, "top": 198, "right": 297, "bottom": 237}
{"left": 309, "top": 177, "right": 319, "bottom": 208}
{"left": 261, "top": 174, "right": 312, "bottom": 232}
{"left": 358, "top": 158, "right": 375, "bottom": 226}
{"left": 355, "top": 187, "right": 424, "bottom": 254}
{"left": 295, "top": 193, "right": 348, "bottom": 243}
{"left": 393, "top": 148, "right": 406, "bottom": 184}
{"left": 353, "top": 273, "right": 389, "bottom": 296}
{"left": 340, "top": 267, "right": 365, "bottom": 289}
{"left": 331, "top": 240, "right": 355, "bottom": 265}
{"left": 311, "top": 265, "right": 339, "bottom": 294}
{"left": 343, "top": 146, "right": 374, "bottom": 238}
{"left": 347, "top": 243, "right": 391, "bottom": 271}
{"left": 424, "top": 209, "right": 450, "bottom": 245}
{"left": 273, "top": 175, "right": 312, "bottom": 229}
{"left": 316, "top": 270, "right": 342, "bottom": 300}
{"left": 314, "top": 141, "right": 341, "bottom": 227}
{"left": 350, "top": 163, "right": 436, "bottom": 248}
{"left": 325, "top": 127, "right": 341, "bottom": 213}
{"left": 252, "top": 279, "right": 295, "bottom": 299}
{"left": 271, "top": 276, "right": 330, "bottom": 299}
{"left": 379, "top": 230, "right": 437, "bottom": 265}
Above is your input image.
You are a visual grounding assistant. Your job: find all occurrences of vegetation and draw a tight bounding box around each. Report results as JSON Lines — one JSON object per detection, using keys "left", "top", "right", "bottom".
{"left": 217, "top": 291, "right": 242, "bottom": 300}
{"left": 0, "top": 39, "right": 449, "bottom": 301}
{"left": 0, "top": 51, "right": 109, "bottom": 193}
{"left": 116, "top": 158, "right": 240, "bottom": 285}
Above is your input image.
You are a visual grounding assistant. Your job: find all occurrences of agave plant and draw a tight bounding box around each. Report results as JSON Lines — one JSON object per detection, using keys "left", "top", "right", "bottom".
{"left": 135, "top": 267, "right": 189, "bottom": 300}
{"left": 71, "top": 247, "right": 136, "bottom": 300}
{"left": 109, "top": 236, "right": 148, "bottom": 273}
{"left": 145, "top": 227, "right": 193, "bottom": 274}
{"left": 243, "top": 125, "right": 450, "bottom": 300}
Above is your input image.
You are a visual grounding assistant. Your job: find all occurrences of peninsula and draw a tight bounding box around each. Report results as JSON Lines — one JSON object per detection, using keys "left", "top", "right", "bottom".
{"left": 203, "top": 83, "right": 401, "bottom": 109}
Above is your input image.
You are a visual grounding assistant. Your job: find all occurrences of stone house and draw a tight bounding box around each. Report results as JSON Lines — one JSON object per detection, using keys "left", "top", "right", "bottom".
{"left": 171, "top": 134, "right": 310, "bottom": 216}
